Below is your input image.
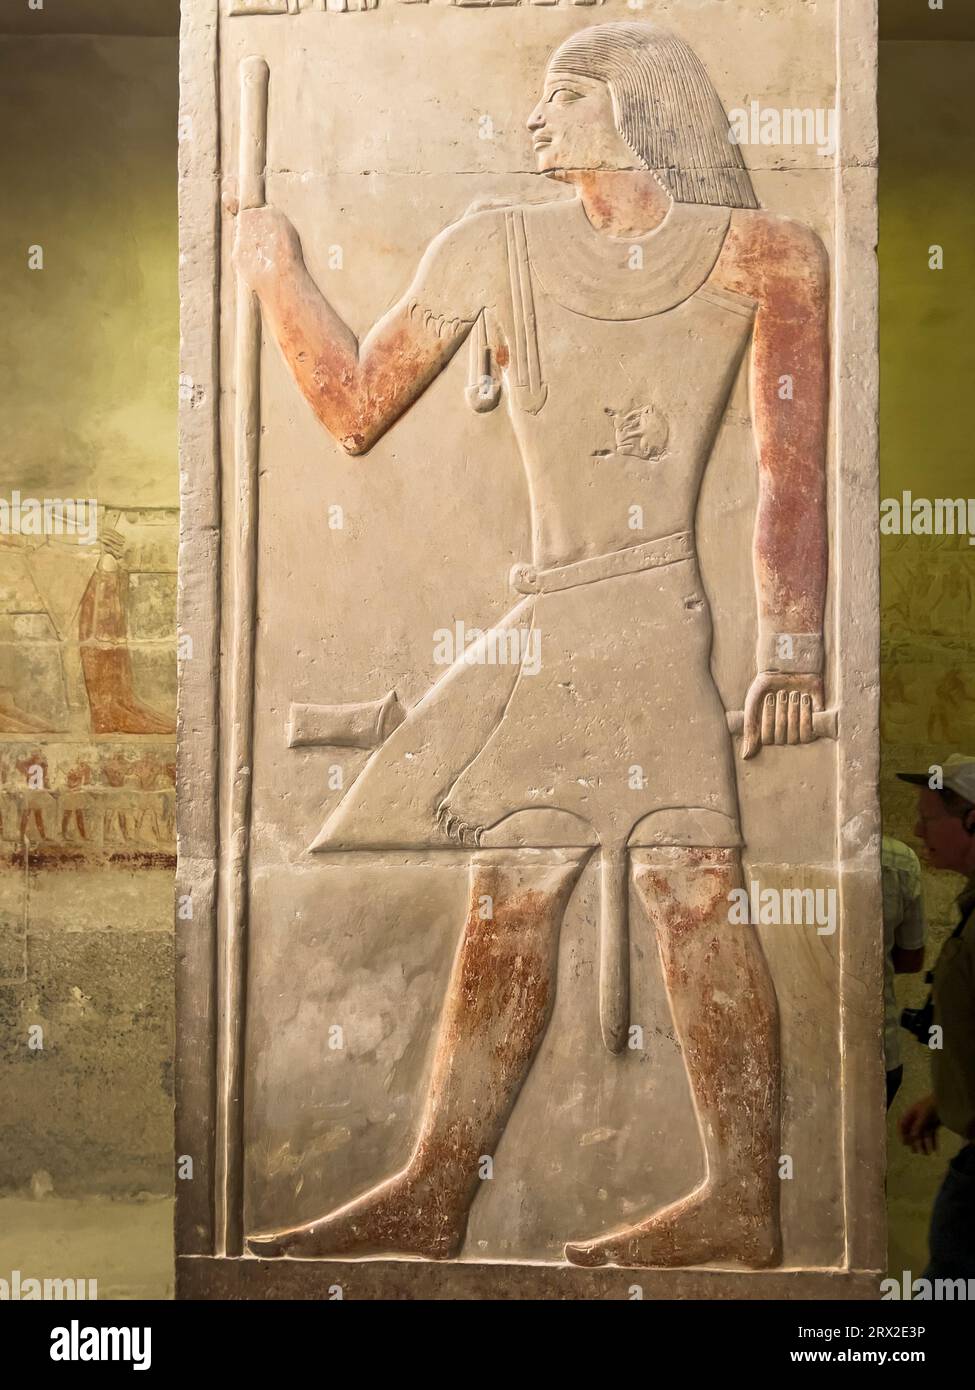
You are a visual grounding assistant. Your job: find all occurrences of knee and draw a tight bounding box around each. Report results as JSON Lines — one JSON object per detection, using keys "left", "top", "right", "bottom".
{"left": 468, "top": 851, "right": 591, "bottom": 934}
{"left": 631, "top": 849, "right": 743, "bottom": 925}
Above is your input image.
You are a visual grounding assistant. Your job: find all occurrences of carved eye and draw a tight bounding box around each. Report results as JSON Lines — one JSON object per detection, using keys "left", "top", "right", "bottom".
{"left": 549, "top": 87, "right": 581, "bottom": 105}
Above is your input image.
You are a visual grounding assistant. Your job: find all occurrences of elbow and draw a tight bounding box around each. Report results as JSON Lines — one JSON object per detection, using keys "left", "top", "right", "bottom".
{"left": 324, "top": 405, "right": 375, "bottom": 455}
{"left": 333, "top": 400, "right": 380, "bottom": 456}
{"left": 339, "top": 431, "right": 370, "bottom": 457}
{"left": 307, "top": 383, "right": 383, "bottom": 455}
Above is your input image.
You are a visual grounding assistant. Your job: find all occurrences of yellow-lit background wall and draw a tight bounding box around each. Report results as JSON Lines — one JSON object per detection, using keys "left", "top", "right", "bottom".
{"left": 0, "top": 11, "right": 178, "bottom": 1297}
{"left": 879, "top": 29, "right": 975, "bottom": 1276}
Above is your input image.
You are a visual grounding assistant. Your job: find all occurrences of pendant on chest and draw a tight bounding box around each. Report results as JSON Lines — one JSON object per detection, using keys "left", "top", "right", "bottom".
{"left": 595, "top": 404, "right": 670, "bottom": 462}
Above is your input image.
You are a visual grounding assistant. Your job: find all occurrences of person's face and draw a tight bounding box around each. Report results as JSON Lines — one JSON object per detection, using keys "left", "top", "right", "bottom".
{"left": 526, "top": 71, "right": 638, "bottom": 174}
{"left": 914, "top": 788, "right": 975, "bottom": 874}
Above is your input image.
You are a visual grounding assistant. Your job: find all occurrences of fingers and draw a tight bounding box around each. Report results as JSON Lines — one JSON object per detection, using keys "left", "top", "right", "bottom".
{"left": 221, "top": 174, "right": 239, "bottom": 217}
{"left": 773, "top": 690, "right": 787, "bottom": 744}
{"left": 741, "top": 682, "right": 769, "bottom": 760}
{"left": 232, "top": 207, "right": 288, "bottom": 288}
{"left": 905, "top": 1125, "right": 932, "bottom": 1155}
{"left": 761, "top": 693, "right": 775, "bottom": 746}
{"left": 745, "top": 687, "right": 801, "bottom": 756}
{"left": 899, "top": 1102, "right": 939, "bottom": 1154}
{"left": 787, "top": 690, "right": 801, "bottom": 744}
{"left": 898, "top": 1105, "right": 918, "bottom": 1144}
{"left": 741, "top": 677, "right": 824, "bottom": 757}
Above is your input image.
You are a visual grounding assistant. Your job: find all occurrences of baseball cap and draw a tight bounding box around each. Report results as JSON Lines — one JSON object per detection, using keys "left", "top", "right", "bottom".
{"left": 898, "top": 753, "right": 975, "bottom": 805}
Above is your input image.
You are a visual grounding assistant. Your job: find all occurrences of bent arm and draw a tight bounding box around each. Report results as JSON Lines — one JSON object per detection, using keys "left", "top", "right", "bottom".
{"left": 236, "top": 207, "right": 486, "bottom": 454}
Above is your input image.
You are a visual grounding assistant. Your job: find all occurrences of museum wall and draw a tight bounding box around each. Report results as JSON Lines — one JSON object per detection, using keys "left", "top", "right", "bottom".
{"left": 0, "top": 33, "right": 178, "bottom": 1196}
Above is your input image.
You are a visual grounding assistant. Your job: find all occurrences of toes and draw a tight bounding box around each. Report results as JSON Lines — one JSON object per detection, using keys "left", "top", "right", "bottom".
{"left": 247, "top": 1234, "right": 289, "bottom": 1259}
{"left": 564, "top": 1240, "right": 609, "bottom": 1268}
{"left": 435, "top": 797, "right": 486, "bottom": 846}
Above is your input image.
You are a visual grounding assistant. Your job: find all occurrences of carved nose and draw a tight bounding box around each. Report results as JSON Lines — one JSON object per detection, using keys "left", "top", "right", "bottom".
{"left": 527, "top": 105, "right": 545, "bottom": 133}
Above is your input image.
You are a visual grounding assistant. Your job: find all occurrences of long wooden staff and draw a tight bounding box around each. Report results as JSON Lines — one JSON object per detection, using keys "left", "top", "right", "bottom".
{"left": 216, "top": 54, "right": 269, "bottom": 1259}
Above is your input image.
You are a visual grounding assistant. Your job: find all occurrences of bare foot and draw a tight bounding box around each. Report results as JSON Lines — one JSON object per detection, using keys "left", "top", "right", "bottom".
{"left": 247, "top": 1167, "right": 467, "bottom": 1261}
{"left": 564, "top": 1182, "right": 779, "bottom": 1269}
{"left": 92, "top": 696, "right": 175, "bottom": 736}
{"left": 81, "top": 649, "right": 175, "bottom": 735}
{"left": 0, "top": 693, "right": 52, "bottom": 734}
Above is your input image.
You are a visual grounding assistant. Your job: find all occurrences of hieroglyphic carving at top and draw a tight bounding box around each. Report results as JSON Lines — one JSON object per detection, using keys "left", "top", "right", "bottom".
{"left": 227, "top": 0, "right": 601, "bottom": 14}
{"left": 228, "top": 0, "right": 298, "bottom": 15}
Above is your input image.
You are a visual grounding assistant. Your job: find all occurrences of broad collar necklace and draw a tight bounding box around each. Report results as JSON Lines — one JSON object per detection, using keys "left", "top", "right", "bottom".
{"left": 523, "top": 196, "right": 732, "bottom": 321}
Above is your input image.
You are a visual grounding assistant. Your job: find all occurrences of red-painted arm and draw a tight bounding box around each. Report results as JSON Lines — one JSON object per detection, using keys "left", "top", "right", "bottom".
{"left": 714, "top": 211, "right": 830, "bottom": 757}
{"left": 234, "top": 206, "right": 492, "bottom": 455}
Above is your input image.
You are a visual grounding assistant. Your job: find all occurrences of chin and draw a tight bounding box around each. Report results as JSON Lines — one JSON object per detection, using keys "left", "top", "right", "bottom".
{"left": 532, "top": 144, "right": 564, "bottom": 174}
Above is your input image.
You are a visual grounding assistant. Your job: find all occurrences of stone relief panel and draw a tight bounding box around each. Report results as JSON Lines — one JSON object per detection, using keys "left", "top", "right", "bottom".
{"left": 178, "top": 0, "right": 881, "bottom": 1294}
{"left": 228, "top": 0, "right": 604, "bottom": 13}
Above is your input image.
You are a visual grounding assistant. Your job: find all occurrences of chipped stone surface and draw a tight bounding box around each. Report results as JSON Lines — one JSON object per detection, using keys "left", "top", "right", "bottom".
{"left": 178, "top": 0, "right": 881, "bottom": 1292}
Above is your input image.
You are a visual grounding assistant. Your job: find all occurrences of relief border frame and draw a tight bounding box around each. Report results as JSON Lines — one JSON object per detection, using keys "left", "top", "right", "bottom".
{"left": 175, "top": 0, "right": 884, "bottom": 1294}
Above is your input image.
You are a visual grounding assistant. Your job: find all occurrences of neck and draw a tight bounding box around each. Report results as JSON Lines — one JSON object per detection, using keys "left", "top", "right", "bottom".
{"left": 561, "top": 169, "right": 672, "bottom": 237}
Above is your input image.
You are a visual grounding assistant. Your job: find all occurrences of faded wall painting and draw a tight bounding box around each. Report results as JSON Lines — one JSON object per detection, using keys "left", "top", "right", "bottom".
{"left": 177, "top": 0, "right": 882, "bottom": 1297}
{"left": 0, "top": 512, "right": 176, "bottom": 873}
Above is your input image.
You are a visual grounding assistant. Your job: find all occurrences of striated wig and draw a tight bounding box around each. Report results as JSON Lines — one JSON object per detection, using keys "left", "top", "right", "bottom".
{"left": 549, "top": 22, "right": 758, "bottom": 209}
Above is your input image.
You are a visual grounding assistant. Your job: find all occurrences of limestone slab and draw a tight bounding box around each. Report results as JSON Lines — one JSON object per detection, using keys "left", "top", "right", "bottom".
{"left": 177, "top": 0, "right": 882, "bottom": 1295}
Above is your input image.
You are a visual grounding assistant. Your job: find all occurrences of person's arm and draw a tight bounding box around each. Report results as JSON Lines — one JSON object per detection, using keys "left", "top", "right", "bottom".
{"left": 893, "top": 945, "right": 925, "bottom": 974}
{"left": 233, "top": 206, "right": 491, "bottom": 455}
{"left": 712, "top": 213, "right": 830, "bottom": 757}
{"left": 899, "top": 1093, "right": 940, "bottom": 1155}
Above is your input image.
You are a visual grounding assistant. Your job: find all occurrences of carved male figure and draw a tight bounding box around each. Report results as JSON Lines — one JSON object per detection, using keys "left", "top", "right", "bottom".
{"left": 236, "top": 22, "right": 829, "bottom": 1267}
{"left": 0, "top": 526, "right": 173, "bottom": 737}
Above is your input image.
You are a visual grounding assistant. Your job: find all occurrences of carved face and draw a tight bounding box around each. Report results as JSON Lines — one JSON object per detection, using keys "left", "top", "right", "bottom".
{"left": 527, "top": 71, "right": 639, "bottom": 174}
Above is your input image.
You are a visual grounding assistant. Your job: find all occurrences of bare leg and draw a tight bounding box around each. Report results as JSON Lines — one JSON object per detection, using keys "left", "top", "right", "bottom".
{"left": 0, "top": 692, "right": 51, "bottom": 734}
{"left": 249, "top": 848, "right": 590, "bottom": 1259}
{"left": 566, "top": 847, "right": 781, "bottom": 1269}
{"left": 79, "top": 558, "right": 175, "bottom": 735}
